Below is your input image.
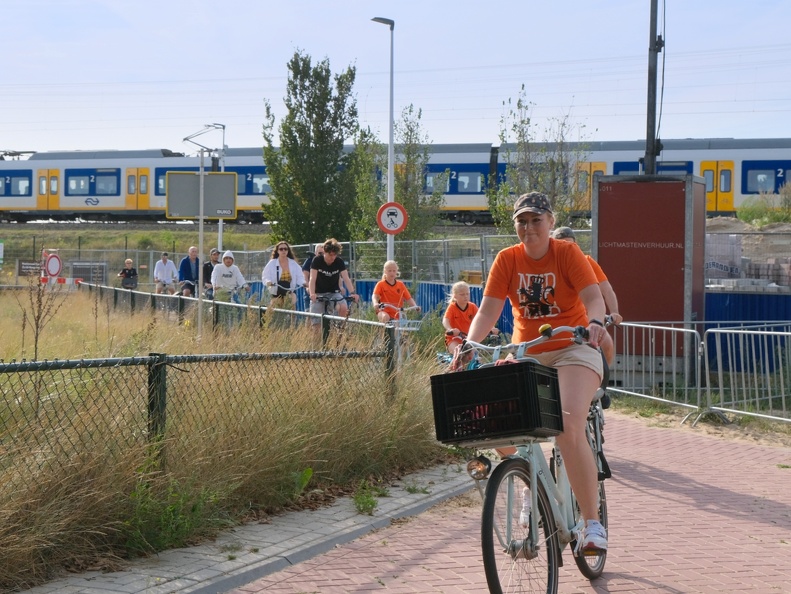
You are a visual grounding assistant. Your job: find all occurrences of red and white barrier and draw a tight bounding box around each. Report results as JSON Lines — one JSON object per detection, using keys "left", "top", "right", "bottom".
{"left": 39, "top": 277, "right": 84, "bottom": 285}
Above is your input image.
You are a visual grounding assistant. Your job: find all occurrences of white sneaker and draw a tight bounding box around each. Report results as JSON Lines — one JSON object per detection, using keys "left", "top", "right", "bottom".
{"left": 582, "top": 520, "right": 608, "bottom": 551}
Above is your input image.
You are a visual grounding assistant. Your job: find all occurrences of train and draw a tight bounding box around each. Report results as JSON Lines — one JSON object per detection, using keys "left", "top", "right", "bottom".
{"left": 2, "top": 138, "right": 790, "bottom": 224}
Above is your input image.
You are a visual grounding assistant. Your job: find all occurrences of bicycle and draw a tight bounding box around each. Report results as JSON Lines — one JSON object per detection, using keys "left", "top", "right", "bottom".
{"left": 431, "top": 323, "right": 611, "bottom": 594}
{"left": 314, "top": 293, "right": 357, "bottom": 345}
{"left": 377, "top": 303, "right": 423, "bottom": 364}
{"left": 264, "top": 284, "right": 304, "bottom": 328}
{"left": 211, "top": 286, "right": 248, "bottom": 327}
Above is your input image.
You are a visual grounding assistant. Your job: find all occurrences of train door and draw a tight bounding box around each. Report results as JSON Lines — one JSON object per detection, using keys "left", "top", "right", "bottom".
{"left": 36, "top": 169, "right": 59, "bottom": 212}
{"left": 573, "top": 161, "right": 606, "bottom": 216}
{"left": 125, "top": 167, "right": 150, "bottom": 212}
{"left": 700, "top": 160, "right": 734, "bottom": 214}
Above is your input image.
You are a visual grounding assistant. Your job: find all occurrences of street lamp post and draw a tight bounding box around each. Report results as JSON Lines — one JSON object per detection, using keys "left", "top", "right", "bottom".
{"left": 372, "top": 16, "right": 395, "bottom": 262}
{"left": 182, "top": 123, "right": 226, "bottom": 338}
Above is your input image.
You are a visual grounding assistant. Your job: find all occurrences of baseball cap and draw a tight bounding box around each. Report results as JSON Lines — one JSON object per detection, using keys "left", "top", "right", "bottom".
{"left": 210, "top": 248, "right": 220, "bottom": 255}
{"left": 512, "top": 192, "right": 553, "bottom": 219}
{"left": 552, "top": 226, "right": 576, "bottom": 241}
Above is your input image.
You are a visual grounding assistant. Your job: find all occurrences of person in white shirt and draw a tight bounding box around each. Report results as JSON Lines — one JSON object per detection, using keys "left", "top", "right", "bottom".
{"left": 262, "top": 241, "right": 304, "bottom": 307}
{"left": 210, "top": 250, "right": 248, "bottom": 302}
{"left": 153, "top": 252, "right": 178, "bottom": 294}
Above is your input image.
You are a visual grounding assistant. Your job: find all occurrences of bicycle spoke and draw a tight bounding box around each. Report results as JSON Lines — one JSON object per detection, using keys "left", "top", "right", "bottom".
{"left": 481, "top": 459, "right": 559, "bottom": 594}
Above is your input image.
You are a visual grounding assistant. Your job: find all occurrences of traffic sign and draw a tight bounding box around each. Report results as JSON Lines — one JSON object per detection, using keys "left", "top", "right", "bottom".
{"left": 44, "top": 253, "right": 62, "bottom": 277}
{"left": 166, "top": 171, "right": 237, "bottom": 219}
{"left": 377, "top": 202, "right": 408, "bottom": 235}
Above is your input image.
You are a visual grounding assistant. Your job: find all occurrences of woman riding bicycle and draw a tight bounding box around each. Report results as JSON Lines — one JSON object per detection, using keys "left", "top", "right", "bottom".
{"left": 463, "top": 191, "right": 609, "bottom": 553}
{"left": 262, "top": 241, "right": 304, "bottom": 307}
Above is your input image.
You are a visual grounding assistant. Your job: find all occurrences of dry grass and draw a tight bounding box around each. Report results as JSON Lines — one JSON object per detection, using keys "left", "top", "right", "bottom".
{"left": 0, "top": 289, "right": 446, "bottom": 590}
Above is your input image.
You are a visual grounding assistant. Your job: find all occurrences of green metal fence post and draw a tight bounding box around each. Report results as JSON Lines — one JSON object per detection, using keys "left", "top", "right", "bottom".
{"left": 385, "top": 324, "right": 396, "bottom": 379}
{"left": 321, "top": 315, "right": 331, "bottom": 346}
{"left": 147, "top": 352, "right": 167, "bottom": 443}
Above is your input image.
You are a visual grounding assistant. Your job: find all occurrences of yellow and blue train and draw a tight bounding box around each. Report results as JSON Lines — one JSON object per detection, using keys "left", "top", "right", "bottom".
{"left": 1, "top": 138, "right": 789, "bottom": 223}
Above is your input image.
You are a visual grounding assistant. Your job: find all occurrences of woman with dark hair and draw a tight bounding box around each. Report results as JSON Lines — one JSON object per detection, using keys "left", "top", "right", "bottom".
{"left": 261, "top": 241, "right": 304, "bottom": 306}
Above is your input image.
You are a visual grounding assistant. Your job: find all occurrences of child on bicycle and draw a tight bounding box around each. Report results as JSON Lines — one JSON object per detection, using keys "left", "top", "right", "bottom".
{"left": 442, "top": 281, "right": 499, "bottom": 352}
{"left": 372, "top": 260, "right": 419, "bottom": 323}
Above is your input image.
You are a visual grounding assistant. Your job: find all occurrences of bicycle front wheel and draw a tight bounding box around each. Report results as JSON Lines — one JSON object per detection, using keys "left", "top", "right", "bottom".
{"left": 481, "top": 457, "right": 560, "bottom": 594}
{"left": 571, "top": 479, "right": 608, "bottom": 579}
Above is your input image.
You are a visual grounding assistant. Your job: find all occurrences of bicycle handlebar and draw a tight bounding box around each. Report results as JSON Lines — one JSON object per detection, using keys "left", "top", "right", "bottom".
{"left": 459, "top": 315, "right": 614, "bottom": 362}
{"left": 267, "top": 283, "right": 303, "bottom": 293}
{"left": 378, "top": 302, "right": 421, "bottom": 312}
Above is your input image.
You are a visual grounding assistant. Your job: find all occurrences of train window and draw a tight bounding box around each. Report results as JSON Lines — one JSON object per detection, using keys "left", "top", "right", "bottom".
{"left": 69, "top": 176, "right": 90, "bottom": 195}
{"left": 140, "top": 175, "right": 148, "bottom": 194}
{"left": 50, "top": 176, "right": 58, "bottom": 194}
{"left": 95, "top": 174, "right": 118, "bottom": 195}
{"left": 746, "top": 169, "right": 775, "bottom": 193}
{"left": 127, "top": 175, "right": 136, "bottom": 194}
{"left": 577, "top": 171, "right": 589, "bottom": 193}
{"left": 237, "top": 175, "right": 245, "bottom": 194}
{"left": 703, "top": 170, "right": 714, "bottom": 192}
{"left": 719, "top": 170, "right": 731, "bottom": 193}
{"left": 457, "top": 172, "right": 482, "bottom": 193}
{"left": 39, "top": 175, "right": 47, "bottom": 195}
{"left": 157, "top": 175, "right": 166, "bottom": 194}
{"left": 13, "top": 177, "right": 30, "bottom": 195}
{"left": 252, "top": 174, "right": 270, "bottom": 194}
{"left": 426, "top": 172, "right": 449, "bottom": 193}
{"left": 0, "top": 177, "right": 4, "bottom": 194}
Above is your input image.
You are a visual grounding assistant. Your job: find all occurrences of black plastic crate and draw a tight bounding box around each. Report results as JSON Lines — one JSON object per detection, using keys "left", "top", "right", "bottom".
{"left": 431, "top": 361, "right": 562, "bottom": 446}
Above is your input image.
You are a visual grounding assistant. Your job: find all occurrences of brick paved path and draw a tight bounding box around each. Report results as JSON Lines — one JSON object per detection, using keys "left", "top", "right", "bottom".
{"left": 232, "top": 414, "right": 791, "bottom": 593}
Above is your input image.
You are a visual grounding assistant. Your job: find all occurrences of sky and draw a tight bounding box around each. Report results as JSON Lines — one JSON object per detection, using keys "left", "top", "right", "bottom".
{"left": 2, "top": 0, "right": 791, "bottom": 154}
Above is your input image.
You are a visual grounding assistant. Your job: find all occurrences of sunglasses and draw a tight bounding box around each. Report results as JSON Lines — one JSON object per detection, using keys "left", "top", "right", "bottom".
{"left": 277, "top": 247, "right": 289, "bottom": 252}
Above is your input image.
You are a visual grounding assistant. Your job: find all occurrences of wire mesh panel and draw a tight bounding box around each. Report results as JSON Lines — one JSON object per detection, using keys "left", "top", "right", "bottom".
{"left": 0, "top": 350, "right": 389, "bottom": 500}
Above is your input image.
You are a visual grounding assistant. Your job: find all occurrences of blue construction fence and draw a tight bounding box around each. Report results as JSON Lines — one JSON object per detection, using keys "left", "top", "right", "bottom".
{"left": 248, "top": 281, "right": 791, "bottom": 343}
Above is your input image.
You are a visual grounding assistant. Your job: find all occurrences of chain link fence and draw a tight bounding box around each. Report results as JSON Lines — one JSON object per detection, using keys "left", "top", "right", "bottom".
{"left": 0, "top": 348, "right": 390, "bottom": 484}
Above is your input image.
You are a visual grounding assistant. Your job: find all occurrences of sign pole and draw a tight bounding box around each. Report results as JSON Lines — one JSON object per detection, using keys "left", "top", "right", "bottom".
{"left": 197, "top": 150, "right": 205, "bottom": 338}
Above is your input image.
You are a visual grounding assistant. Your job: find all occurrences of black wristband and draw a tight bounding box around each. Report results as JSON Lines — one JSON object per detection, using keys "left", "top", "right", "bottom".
{"left": 589, "top": 319, "right": 604, "bottom": 327}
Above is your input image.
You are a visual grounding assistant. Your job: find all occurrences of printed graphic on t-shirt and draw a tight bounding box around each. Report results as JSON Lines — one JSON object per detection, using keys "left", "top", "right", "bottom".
{"left": 517, "top": 272, "right": 559, "bottom": 319}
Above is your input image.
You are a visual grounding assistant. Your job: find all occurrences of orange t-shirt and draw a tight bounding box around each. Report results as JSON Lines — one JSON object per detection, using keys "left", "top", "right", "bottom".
{"left": 483, "top": 239, "right": 597, "bottom": 351}
{"left": 443, "top": 301, "right": 479, "bottom": 344}
{"left": 373, "top": 279, "right": 412, "bottom": 320}
{"left": 586, "top": 255, "right": 607, "bottom": 283}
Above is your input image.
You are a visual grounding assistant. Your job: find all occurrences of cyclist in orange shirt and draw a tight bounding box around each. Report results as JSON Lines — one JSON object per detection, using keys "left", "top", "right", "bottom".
{"left": 372, "top": 261, "right": 419, "bottom": 323}
{"left": 552, "top": 226, "right": 622, "bottom": 365}
{"left": 442, "top": 281, "right": 499, "bottom": 352}
{"left": 465, "top": 191, "right": 609, "bottom": 553}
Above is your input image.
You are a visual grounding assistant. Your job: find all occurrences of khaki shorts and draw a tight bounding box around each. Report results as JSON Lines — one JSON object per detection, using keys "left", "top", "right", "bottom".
{"left": 529, "top": 343, "right": 603, "bottom": 382}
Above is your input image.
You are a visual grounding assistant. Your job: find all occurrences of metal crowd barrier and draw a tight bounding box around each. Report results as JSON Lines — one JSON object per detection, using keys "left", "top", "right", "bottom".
{"left": 610, "top": 321, "right": 791, "bottom": 426}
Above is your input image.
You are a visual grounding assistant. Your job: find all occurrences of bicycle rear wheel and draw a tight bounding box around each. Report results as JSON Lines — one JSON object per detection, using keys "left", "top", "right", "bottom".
{"left": 481, "top": 457, "right": 559, "bottom": 594}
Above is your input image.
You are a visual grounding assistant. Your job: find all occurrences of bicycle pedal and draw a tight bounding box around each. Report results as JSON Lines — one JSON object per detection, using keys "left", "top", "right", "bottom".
{"left": 582, "top": 546, "right": 606, "bottom": 556}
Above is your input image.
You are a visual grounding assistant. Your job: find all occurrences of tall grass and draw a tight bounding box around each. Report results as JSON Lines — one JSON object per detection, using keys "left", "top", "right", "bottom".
{"left": 737, "top": 186, "right": 791, "bottom": 226}
{"left": 0, "top": 290, "right": 447, "bottom": 590}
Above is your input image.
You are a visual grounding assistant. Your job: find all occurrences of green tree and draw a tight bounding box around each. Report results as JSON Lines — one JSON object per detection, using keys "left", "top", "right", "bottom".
{"left": 487, "top": 85, "right": 591, "bottom": 233}
{"left": 262, "top": 50, "right": 359, "bottom": 244}
{"left": 346, "top": 105, "right": 444, "bottom": 242}
{"left": 346, "top": 127, "right": 385, "bottom": 242}
{"left": 393, "top": 105, "right": 445, "bottom": 240}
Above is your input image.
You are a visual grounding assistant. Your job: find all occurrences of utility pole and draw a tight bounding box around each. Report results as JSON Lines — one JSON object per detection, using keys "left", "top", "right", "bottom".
{"left": 644, "top": 0, "right": 664, "bottom": 174}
